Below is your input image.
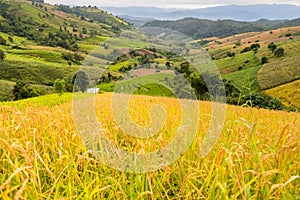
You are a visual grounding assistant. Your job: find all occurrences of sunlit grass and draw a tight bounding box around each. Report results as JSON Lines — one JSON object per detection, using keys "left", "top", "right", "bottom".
{"left": 257, "top": 55, "right": 300, "bottom": 89}
{"left": 0, "top": 93, "right": 299, "bottom": 199}
{"left": 265, "top": 79, "right": 300, "bottom": 109}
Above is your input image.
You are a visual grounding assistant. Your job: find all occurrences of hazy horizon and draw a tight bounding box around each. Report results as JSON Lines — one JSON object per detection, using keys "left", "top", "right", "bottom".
{"left": 44, "top": 0, "right": 300, "bottom": 9}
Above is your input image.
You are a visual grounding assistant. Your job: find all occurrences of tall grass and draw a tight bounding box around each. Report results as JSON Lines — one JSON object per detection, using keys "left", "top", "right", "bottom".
{"left": 0, "top": 93, "right": 299, "bottom": 199}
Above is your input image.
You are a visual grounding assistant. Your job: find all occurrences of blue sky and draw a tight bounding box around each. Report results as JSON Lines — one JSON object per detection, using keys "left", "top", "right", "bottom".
{"left": 45, "top": 0, "right": 300, "bottom": 9}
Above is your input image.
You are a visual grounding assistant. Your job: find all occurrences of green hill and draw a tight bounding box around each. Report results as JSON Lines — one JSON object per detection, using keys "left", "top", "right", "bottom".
{"left": 143, "top": 17, "right": 300, "bottom": 40}
{"left": 0, "top": 1, "right": 299, "bottom": 110}
{"left": 143, "top": 18, "right": 267, "bottom": 39}
{"left": 201, "top": 26, "right": 300, "bottom": 110}
{"left": 0, "top": 0, "right": 132, "bottom": 50}
{"left": 0, "top": 0, "right": 133, "bottom": 101}
{"left": 276, "top": 17, "right": 300, "bottom": 28}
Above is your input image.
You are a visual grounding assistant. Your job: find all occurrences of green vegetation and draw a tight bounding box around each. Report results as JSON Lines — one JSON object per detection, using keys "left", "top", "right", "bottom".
{"left": 133, "top": 83, "right": 174, "bottom": 97}
{"left": 54, "top": 79, "right": 65, "bottom": 96}
{"left": 0, "top": 60, "right": 78, "bottom": 85}
{"left": 143, "top": 18, "right": 268, "bottom": 39}
{"left": 0, "top": 48, "right": 5, "bottom": 61}
{"left": 99, "top": 73, "right": 175, "bottom": 96}
{"left": 215, "top": 51, "right": 261, "bottom": 74}
{"left": 0, "top": 0, "right": 133, "bottom": 101}
{"left": 0, "top": 80, "right": 14, "bottom": 101}
{"left": 0, "top": 0, "right": 131, "bottom": 50}
{"left": 257, "top": 56, "right": 300, "bottom": 90}
{"left": 1, "top": 2, "right": 300, "bottom": 199}
{"left": 0, "top": 0, "right": 299, "bottom": 111}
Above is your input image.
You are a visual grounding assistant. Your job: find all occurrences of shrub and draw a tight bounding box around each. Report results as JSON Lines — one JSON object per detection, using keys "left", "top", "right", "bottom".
{"left": 0, "top": 49, "right": 5, "bottom": 61}
{"left": 54, "top": 79, "right": 65, "bottom": 96}
{"left": 274, "top": 48, "right": 284, "bottom": 57}
{"left": 240, "top": 47, "right": 251, "bottom": 53}
{"left": 250, "top": 43, "right": 260, "bottom": 50}
{"left": 261, "top": 56, "right": 268, "bottom": 64}
{"left": 0, "top": 36, "right": 7, "bottom": 45}
{"left": 268, "top": 42, "right": 277, "bottom": 52}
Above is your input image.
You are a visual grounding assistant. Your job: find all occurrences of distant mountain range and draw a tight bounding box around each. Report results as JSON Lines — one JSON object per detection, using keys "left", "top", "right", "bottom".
{"left": 102, "top": 4, "right": 300, "bottom": 25}
{"left": 142, "top": 17, "right": 300, "bottom": 39}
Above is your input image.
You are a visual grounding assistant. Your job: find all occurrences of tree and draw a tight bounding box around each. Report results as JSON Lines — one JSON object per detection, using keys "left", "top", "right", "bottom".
{"left": 8, "top": 36, "right": 13, "bottom": 43}
{"left": 73, "top": 70, "right": 89, "bottom": 92}
{"left": 0, "top": 36, "right": 6, "bottom": 45}
{"left": 54, "top": 79, "right": 65, "bottom": 96}
{"left": 189, "top": 72, "right": 208, "bottom": 99}
{"left": 13, "top": 81, "right": 26, "bottom": 100}
{"left": 0, "top": 49, "right": 5, "bottom": 61}
{"left": 268, "top": 42, "right": 277, "bottom": 52}
{"left": 240, "top": 47, "right": 251, "bottom": 53}
{"left": 180, "top": 62, "right": 191, "bottom": 76}
{"left": 250, "top": 43, "right": 260, "bottom": 50}
{"left": 250, "top": 43, "right": 260, "bottom": 55}
{"left": 227, "top": 51, "right": 235, "bottom": 57}
{"left": 261, "top": 56, "right": 268, "bottom": 64}
{"left": 165, "top": 61, "right": 171, "bottom": 69}
{"left": 274, "top": 48, "right": 284, "bottom": 57}
{"left": 13, "top": 81, "right": 38, "bottom": 100}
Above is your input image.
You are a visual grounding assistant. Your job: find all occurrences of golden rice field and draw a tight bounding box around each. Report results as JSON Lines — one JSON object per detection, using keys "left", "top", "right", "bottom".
{"left": 1, "top": 93, "right": 300, "bottom": 199}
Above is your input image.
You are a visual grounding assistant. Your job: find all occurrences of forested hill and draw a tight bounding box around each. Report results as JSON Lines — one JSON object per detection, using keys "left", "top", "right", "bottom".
{"left": 143, "top": 18, "right": 267, "bottom": 39}
{"left": 0, "top": 0, "right": 132, "bottom": 51}
{"left": 143, "top": 17, "right": 300, "bottom": 39}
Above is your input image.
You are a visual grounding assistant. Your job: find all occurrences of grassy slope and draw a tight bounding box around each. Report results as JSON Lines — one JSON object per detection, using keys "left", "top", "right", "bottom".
{"left": 265, "top": 79, "right": 300, "bottom": 109}
{"left": 0, "top": 93, "right": 299, "bottom": 198}
{"left": 215, "top": 51, "right": 261, "bottom": 75}
{"left": 0, "top": 60, "right": 78, "bottom": 84}
{"left": 206, "top": 27, "right": 300, "bottom": 109}
{"left": 257, "top": 55, "right": 300, "bottom": 90}
{"left": 0, "top": 0, "right": 133, "bottom": 100}
{"left": 0, "top": 0, "right": 130, "bottom": 38}
{"left": 98, "top": 73, "right": 175, "bottom": 97}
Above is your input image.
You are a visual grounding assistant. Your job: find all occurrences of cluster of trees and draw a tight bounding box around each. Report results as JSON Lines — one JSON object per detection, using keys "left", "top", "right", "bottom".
{"left": 161, "top": 60, "right": 241, "bottom": 103}
{"left": 268, "top": 42, "right": 284, "bottom": 57}
{"left": 240, "top": 43, "right": 260, "bottom": 54}
{"left": 260, "top": 42, "right": 284, "bottom": 65}
{"left": 241, "top": 92, "right": 284, "bottom": 110}
{"left": 62, "top": 52, "right": 84, "bottom": 65}
{"left": 10, "top": 69, "right": 91, "bottom": 101}
{"left": 13, "top": 81, "right": 40, "bottom": 100}
{"left": 54, "top": 4, "right": 129, "bottom": 32}
{"left": 226, "top": 51, "right": 236, "bottom": 58}
{"left": 31, "top": 0, "right": 44, "bottom": 3}
{"left": 42, "top": 31, "right": 80, "bottom": 51}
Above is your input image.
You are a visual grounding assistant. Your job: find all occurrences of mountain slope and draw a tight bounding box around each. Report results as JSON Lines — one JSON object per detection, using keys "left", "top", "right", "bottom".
{"left": 276, "top": 17, "right": 300, "bottom": 28}
{"left": 103, "top": 4, "right": 300, "bottom": 21}
{"left": 0, "top": 0, "right": 132, "bottom": 101}
{"left": 143, "top": 18, "right": 267, "bottom": 39}
{"left": 0, "top": 0, "right": 131, "bottom": 50}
